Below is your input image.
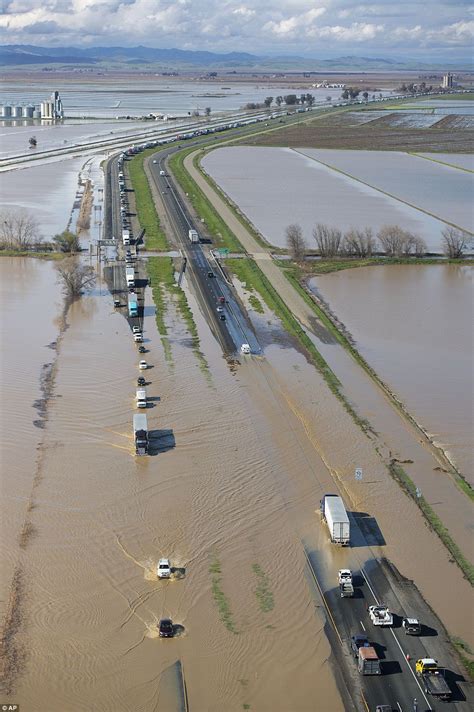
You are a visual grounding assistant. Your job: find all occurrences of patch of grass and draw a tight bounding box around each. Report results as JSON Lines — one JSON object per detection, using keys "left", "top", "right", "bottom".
{"left": 451, "top": 637, "right": 474, "bottom": 681}
{"left": 278, "top": 256, "right": 474, "bottom": 277}
{"left": 147, "top": 256, "right": 206, "bottom": 367}
{"left": 168, "top": 148, "right": 243, "bottom": 252}
{"left": 0, "top": 250, "right": 65, "bottom": 260}
{"left": 128, "top": 152, "right": 168, "bottom": 250}
{"left": 248, "top": 294, "right": 264, "bottom": 313}
{"left": 227, "top": 258, "right": 372, "bottom": 433}
{"left": 252, "top": 564, "right": 274, "bottom": 613}
{"left": 389, "top": 462, "right": 474, "bottom": 585}
{"left": 209, "top": 554, "right": 237, "bottom": 634}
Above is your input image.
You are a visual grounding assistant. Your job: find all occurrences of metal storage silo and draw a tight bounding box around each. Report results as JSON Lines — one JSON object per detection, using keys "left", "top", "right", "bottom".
{"left": 25, "top": 104, "right": 35, "bottom": 118}
{"left": 1, "top": 104, "right": 12, "bottom": 118}
{"left": 13, "top": 105, "right": 23, "bottom": 117}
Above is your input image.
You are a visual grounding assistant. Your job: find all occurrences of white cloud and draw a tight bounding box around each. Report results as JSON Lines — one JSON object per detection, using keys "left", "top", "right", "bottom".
{"left": 0, "top": 0, "right": 472, "bottom": 58}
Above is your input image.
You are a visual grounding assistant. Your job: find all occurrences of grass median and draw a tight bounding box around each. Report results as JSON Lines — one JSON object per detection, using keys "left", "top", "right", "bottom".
{"left": 128, "top": 152, "right": 168, "bottom": 251}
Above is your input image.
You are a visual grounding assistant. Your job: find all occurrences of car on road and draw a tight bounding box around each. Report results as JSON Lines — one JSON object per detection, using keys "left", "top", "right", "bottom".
{"left": 113, "top": 299, "right": 121, "bottom": 308}
{"left": 208, "top": 271, "right": 215, "bottom": 278}
{"left": 218, "top": 296, "right": 225, "bottom": 304}
{"left": 153, "top": 159, "right": 157, "bottom": 164}
{"left": 138, "top": 345, "right": 146, "bottom": 353}
{"left": 139, "top": 360, "right": 148, "bottom": 370}
{"left": 219, "top": 313, "right": 226, "bottom": 321}
{"left": 402, "top": 617, "right": 421, "bottom": 635}
{"left": 351, "top": 634, "right": 370, "bottom": 657}
{"left": 216, "top": 306, "right": 224, "bottom": 313}
{"left": 240, "top": 344, "right": 251, "bottom": 354}
{"left": 158, "top": 618, "right": 174, "bottom": 638}
{"left": 157, "top": 558, "right": 171, "bottom": 579}
{"left": 159, "top": 170, "right": 166, "bottom": 176}
{"left": 132, "top": 326, "right": 141, "bottom": 334}
{"left": 134, "top": 333, "right": 143, "bottom": 342}
{"left": 137, "top": 376, "right": 146, "bottom": 386}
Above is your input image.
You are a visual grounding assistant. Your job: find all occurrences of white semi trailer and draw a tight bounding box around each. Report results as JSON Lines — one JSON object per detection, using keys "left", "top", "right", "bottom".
{"left": 125, "top": 266, "right": 135, "bottom": 288}
{"left": 188, "top": 229, "right": 199, "bottom": 243}
{"left": 320, "top": 494, "right": 350, "bottom": 545}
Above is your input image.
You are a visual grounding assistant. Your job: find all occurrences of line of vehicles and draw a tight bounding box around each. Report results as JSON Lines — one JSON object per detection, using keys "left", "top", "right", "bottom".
{"left": 342, "top": 568, "right": 451, "bottom": 698}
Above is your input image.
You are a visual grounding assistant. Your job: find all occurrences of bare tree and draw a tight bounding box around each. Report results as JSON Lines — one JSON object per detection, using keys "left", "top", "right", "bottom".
{"left": 441, "top": 226, "right": 470, "bottom": 258}
{"left": 413, "top": 235, "right": 427, "bottom": 256}
{"left": 343, "top": 227, "right": 376, "bottom": 257}
{"left": 0, "top": 209, "right": 40, "bottom": 249}
{"left": 312, "top": 223, "right": 342, "bottom": 257}
{"left": 56, "top": 258, "right": 96, "bottom": 300}
{"left": 286, "top": 223, "right": 306, "bottom": 261}
{"left": 377, "top": 226, "right": 407, "bottom": 256}
{"left": 205, "top": 107, "right": 211, "bottom": 117}
{"left": 264, "top": 96, "right": 273, "bottom": 108}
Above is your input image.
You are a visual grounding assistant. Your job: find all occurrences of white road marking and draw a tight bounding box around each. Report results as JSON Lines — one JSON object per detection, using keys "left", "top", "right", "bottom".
{"left": 360, "top": 621, "right": 366, "bottom": 631}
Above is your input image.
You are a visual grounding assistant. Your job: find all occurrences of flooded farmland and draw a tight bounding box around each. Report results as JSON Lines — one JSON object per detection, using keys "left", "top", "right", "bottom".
{"left": 202, "top": 146, "right": 470, "bottom": 252}
{"left": 310, "top": 264, "right": 474, "bottom": 481}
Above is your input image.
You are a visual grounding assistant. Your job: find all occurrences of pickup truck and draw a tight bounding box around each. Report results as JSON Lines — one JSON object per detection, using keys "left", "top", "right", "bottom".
{"left": 415, "top": 659, "right": 451, "bottom": 700}
{"left": 157, "top": 558, "right": 171, "bottom": 579}
{"left": 338, "top": 569, "right": 354, "bottom": 597}
{"left": 368, "top": 605, "right": 393, "bottom": 626}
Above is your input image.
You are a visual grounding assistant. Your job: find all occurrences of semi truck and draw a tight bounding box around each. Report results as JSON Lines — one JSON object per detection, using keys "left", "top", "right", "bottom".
{"left": 125, "top": 266, "right": 135, "bottom": 288}
{"left": 122, "top": 230, "right": 130, "bottom": 246}
{"left": 415, "top": 659, "right": 451, "bottom": 700}
{"left": 133, "top": 414, "right": 148, "bottom": 455}
{"left": 128, "top": 292, "right": 138, "bottom": 318}
{"left": 136, "top": 388, "right": 147, "bottom": 408}
{"left": 188, "top": 229, "right": 199, "bottom": 243}
{"left": 358, "top": 647, "right": 381, "bottom": 675}
{"left": 320, "top": 494, "right": 350, "bottom": 545}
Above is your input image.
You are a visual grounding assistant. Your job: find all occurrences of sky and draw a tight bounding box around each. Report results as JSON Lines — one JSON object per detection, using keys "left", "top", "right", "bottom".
{"left": 1, "top": 0, "right": 473, "bottom": 61}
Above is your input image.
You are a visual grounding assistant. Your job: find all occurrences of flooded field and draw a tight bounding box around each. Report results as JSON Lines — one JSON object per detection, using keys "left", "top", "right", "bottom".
{"left": 0, "top": 157, "right": 85, "bottom": 237}
{"left": 298, "top": 148, "right": 474, "bottom": 234}
{"left": 419, "top": 152, "right": 474, "bottom": 170}
{"left": 310, "top": 264, "right": 474, "bottom": 480}
{"left": 202, "top": 146, "right": 457, "bottom": 251}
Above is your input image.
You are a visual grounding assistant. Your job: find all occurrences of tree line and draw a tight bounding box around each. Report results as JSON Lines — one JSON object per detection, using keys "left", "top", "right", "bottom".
{"left": 0, "top": 210, "right": 81, "bottom": 253}
{"left": 286, "top": 223, "right": 472, "bottom": 260}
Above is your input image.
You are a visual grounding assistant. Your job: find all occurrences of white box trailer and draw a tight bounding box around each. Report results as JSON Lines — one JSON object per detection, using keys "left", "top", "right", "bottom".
{"left": 188, "top": 229, "right": 199, "bottom": 243}
{"left": 136, "top": 388, "right": 147, "bottom": 408}
{"left": 320, "top": 494, "right": 350, "bottom": 545}
{"left": 125, "top": 266, "right": 135, "bottom": 288}
{"left": 122, "top": 230, "right": 130, "bottom": 246}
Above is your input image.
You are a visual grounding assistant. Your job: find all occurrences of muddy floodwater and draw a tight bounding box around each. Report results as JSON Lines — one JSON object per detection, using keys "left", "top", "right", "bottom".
{"left": 310, "top": 264, "right": 474, "bottom": 480}
{"left": 202, "top": 146, "right": 463, "bottom": 252}
{"left": 1, "top": 265, "right": 344, "bottom": 710}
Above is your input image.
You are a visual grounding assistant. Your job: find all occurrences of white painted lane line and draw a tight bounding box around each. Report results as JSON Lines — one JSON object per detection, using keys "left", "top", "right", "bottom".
{"left": 360, "top": 621, "right": 366, "bottom": 631}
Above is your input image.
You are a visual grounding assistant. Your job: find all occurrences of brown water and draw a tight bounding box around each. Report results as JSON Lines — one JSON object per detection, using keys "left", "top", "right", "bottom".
{"left": 2, "top": 266, "right": 344, "bottom": 710}
{"left": 310, "top": 264, "right": 474, "bottom": 481}
{"left": 2, "top": 256, "right": 473, "bottom": 710}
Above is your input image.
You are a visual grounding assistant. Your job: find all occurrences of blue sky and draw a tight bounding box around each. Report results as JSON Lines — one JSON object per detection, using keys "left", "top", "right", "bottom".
{"left": 1, "top": 0, "right": 473, "bottom": 61}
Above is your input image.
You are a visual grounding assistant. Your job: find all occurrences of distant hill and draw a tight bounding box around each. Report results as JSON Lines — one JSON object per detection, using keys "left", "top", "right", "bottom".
{"left": 0, "top": 45, "right": 469, "bottom": 71}
{"left": 0, "top": 44, "right": 260, "bottom": 67}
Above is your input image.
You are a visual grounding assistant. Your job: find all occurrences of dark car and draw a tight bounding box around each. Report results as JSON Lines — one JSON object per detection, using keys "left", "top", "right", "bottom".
{"left": 208, "top": 271, "right": 215, "bottom": 278}
{"left": 137, "top": 377, "right": 146, "bottom": 386}
{"left": 218, "top": 296, "right": 225, "bottom": 304}
{"left": 351, "top": 634, "right": 370, "bottom": 657}
{"left": 219, "top": 313, "right": 226, "bottom": 321}
{"left": 113, "top": 299, "right": 121, "bottom": 308}
{"left": 138, "top": 345, "right": 146, "bottom": 353}
{"left": 159, "top": 618, "right": 174, "bottom": 638}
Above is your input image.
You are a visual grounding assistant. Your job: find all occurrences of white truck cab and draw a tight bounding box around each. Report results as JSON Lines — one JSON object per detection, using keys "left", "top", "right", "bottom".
{"left": 157, "top": 558, "right": 171, "bottom": 579}
{"left": 368, "top": 605, "right": 393, "bottom": 626}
